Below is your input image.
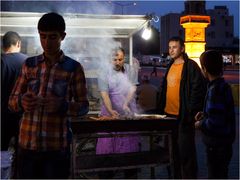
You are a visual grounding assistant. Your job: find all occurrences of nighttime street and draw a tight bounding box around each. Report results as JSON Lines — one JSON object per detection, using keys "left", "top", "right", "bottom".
{"left": 1, "top": 0, "right": 239, "bottom": 179}
{"left": 139, "top": 66, "right": 239, "bottom": 86}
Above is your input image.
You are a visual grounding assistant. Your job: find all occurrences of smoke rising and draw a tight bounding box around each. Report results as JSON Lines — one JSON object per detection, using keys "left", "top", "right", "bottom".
{"left": 3, "top": 1, "right": 139, "bottom": 113}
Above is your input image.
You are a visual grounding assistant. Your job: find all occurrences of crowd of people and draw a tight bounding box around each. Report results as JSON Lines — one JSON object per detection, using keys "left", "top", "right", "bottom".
{"left": 1, "top": 12, "right": 236, "bottom": 179}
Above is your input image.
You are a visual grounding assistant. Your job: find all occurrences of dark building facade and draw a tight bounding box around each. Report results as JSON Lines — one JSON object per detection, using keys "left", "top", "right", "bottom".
{"left": 206, "top": 6, "right": 235, "bottom": 48}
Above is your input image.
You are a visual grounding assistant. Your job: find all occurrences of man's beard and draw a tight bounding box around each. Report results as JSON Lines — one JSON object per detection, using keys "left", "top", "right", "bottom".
{"left": 114, "top": 65, "right": 122, "bottom": 71}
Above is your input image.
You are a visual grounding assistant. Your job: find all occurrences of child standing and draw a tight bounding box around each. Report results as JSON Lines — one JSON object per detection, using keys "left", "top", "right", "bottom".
{"left": 195, "top": 50, "right": 236, "bottom": 179}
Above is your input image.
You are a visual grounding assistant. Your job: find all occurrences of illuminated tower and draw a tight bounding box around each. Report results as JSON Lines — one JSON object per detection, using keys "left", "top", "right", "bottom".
{"left": 180, "top": 0, "right": 210, "bottom": 66}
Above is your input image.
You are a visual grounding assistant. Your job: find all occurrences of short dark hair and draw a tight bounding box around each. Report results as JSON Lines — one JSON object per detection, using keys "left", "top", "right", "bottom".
{"left": 38, "top": 12, "right": 65, "bottom": 32}
{"left": 200, "top": 50, "right": 223, "bottom": 76}
{"left": 168, "top": 36, "right": 185, "bottom": 47}
{"left": 2, "top": 31, "right": 21, "bottom": 49}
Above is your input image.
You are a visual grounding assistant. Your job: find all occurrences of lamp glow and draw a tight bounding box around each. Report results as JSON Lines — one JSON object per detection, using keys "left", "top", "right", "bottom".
{"left": 142, "top": 27, "right": 152, "bottom": 40}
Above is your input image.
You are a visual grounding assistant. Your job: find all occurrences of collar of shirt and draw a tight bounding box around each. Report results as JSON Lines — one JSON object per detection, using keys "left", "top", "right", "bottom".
{"left": 41, "top": 50, "right": 65, "bottom": 67}
{"left": 208, "top": 77, "right": 224, "bottom": 88}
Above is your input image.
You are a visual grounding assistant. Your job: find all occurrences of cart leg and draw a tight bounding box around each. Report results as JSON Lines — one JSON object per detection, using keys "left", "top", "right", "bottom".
{"left": 150, "top": 135, "right": 155, "bottom": 178}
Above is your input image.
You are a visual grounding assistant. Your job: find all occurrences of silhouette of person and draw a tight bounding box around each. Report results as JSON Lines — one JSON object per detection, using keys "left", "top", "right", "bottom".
{"left": 150, "top": 58, "right": 157, "bottom": 76}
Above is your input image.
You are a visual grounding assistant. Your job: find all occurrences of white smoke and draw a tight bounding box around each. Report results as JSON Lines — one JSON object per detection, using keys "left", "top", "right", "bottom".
{"left": 59, "top": 2, "right": 137, "bottom": 113}
{"left": 61, "top": 1, "right": 122, "bottom": 73}
{"left": 4, "top": 1, "right": 139, "bottom": 113}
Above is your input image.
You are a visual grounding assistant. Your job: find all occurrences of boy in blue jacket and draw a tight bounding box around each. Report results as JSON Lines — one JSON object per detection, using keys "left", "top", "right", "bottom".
{"left": 195, "top": 50, "right": 236, "bottom": 179}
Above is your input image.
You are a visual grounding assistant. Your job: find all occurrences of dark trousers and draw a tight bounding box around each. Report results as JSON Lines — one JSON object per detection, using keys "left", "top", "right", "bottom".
{"left": 17, "top": 147, "right": 70, "bottom": 179}
{"left": 173, "top": 125, "right": 198, "bottom": 179}
{"left": 163, "top": 113, "right": 197, "bottom": 178}
{"left": 1, "top": 113, "right": 20, "bottom": 151}
{"left": 177, "top": 124, "right": 198, "bottom": 179}
{"left": 152, "top": 122, "right": 197, "bottom": 179}
{"left": 1, "top": 113, "right": 21, "bottom": 178}
{"left": 206, "top": 145, "right": 232, "bottom": 179}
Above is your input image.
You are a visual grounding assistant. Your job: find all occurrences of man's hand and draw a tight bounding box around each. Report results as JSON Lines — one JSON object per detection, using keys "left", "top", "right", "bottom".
{"left": 109, "top": 110, "right": 120, "bottom": 119}
{"left": 195, "top": 111, "right": 204, "bottom": 121}
{"left": 123, "top": 103, "right": 131, "bottom": 115}
{"left": 195, "top": 121, "right": 201, "bottom": 129}
{"left": 21, "top": 92, "right": 40, "bottom": 112}
{"left": 22, "top": 92, "right": 66, "bottom": 113}
{"left": 194, "top": 111, "right": 204, "bottom": 129}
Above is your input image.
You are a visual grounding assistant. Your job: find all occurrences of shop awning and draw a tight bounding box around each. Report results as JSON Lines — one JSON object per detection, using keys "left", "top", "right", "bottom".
{"left": 0, "top": 12, "right": 150, "bottom": 38}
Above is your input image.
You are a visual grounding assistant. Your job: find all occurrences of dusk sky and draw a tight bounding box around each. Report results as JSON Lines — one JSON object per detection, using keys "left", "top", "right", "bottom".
{"left": 1, "top": 0, "right": 239, "bottom": 37}
{"left": 111, "top": 0, "right": 239, "bottom": 37}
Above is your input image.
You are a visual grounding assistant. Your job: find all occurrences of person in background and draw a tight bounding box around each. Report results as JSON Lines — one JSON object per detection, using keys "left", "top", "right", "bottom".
{"left": 96, "top": 47, "right": 140, "bottom": 179}
{"left": 1, "top": 31, "right": 27, "bottom": 151}
{"left": 158, "top": 36, "right": 206, "bottom": 178}
{"left": 132, "top": 56, "right": 141, "bottom": 85}
{"left": 150, "top": 58, "right": 158, "bottom": 76}
{"left": 137, "top": 75, "right": 158, "bottom": 114}
{"left": 1, "top": 31, "right": 28, "bottom": 178}
{"left": 195, "top": 50, "right": 235, "bottom": 179}
{"left": 8, "top": 12, "right": 89, "bottom": 179}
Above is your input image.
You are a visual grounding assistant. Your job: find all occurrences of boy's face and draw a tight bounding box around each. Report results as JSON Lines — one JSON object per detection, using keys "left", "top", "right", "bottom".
{"left": 39, "top": 31, "right": 66, "bottom": 56}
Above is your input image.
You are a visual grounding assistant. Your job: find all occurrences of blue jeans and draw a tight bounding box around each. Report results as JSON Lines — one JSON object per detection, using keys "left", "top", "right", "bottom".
{"left": 17, "top": 147, "right": 70, "bottom": 179}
